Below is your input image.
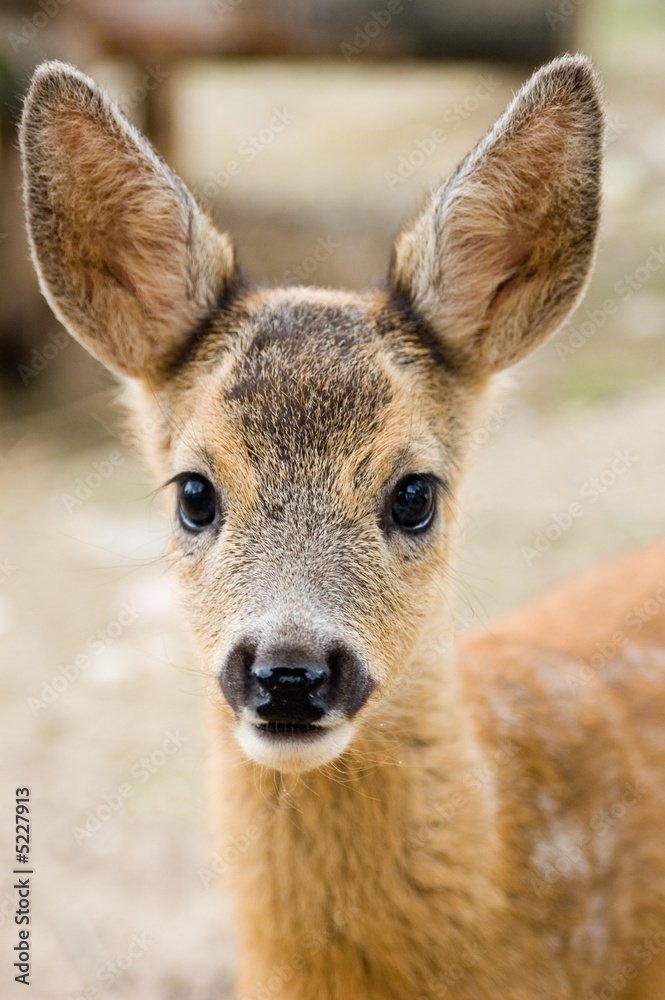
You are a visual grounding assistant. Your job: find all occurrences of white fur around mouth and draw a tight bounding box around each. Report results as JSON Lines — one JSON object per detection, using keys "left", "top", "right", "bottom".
{"left": 235, "top": 716, "right": 355, "bottom": 772}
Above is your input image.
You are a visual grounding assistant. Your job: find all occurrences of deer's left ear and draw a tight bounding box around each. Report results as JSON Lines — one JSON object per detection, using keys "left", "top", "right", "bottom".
{"left": 389, "top": 55, "right": 604, "bottom": 377}
{"left": 20, "top": 61, "right": 237, "bottom": 383}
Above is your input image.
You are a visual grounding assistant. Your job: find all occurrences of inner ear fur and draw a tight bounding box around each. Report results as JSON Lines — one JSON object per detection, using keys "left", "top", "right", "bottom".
{"left": 390, "top": 54, "right": 604, "bottom": 376}
{"left": 20, "top": 60, "right": 237, "bottom": 382}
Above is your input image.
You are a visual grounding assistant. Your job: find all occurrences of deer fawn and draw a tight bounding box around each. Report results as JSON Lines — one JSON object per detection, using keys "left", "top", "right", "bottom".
{"left": 21, "top": 55, "right": 665, "bottom": 1000}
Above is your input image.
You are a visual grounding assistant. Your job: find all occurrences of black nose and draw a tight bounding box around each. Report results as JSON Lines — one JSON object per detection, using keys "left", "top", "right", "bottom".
{"left": 219, "top": 636, "right": 373, "bottom": 727}
{"left": 252, "top": 661, "right": 328, "bottom": 724}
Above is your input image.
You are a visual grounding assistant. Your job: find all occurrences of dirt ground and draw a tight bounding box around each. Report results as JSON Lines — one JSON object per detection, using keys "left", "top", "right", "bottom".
{"left": 2, "top": 3, "right": 665, "bottom": 999}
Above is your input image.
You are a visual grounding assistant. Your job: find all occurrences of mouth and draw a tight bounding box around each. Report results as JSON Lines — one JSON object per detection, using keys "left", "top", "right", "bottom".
{"left": 236, "top": 716, "right": 355, "bottom": 772}
{"left": 255, "top": 721, "right": 321, "bottom": 735}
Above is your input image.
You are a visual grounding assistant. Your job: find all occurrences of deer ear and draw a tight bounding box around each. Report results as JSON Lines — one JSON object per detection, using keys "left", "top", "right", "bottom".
{"left": 20, "top": 61, "right": 237, "bottom": 383}
{"left": 390, "top": 55, "right": 604, "bottom": 377}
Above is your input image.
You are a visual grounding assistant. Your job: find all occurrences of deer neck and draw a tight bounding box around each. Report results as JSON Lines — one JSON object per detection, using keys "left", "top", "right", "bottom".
{"left": 212, "top": 610, "right": 505, "bottom": 992}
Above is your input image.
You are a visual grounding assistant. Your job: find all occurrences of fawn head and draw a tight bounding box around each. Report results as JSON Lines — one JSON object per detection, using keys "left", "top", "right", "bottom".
{"left": 21, "top": 57, "right": 603, "bottom": 772}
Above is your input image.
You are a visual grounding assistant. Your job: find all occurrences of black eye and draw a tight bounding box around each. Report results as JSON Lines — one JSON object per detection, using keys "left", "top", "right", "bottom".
{"left": 178, "top": 475, "right": 217, "bottom": 531}
{"left": 391, "top": 475, "right": 435, "bottom": 532}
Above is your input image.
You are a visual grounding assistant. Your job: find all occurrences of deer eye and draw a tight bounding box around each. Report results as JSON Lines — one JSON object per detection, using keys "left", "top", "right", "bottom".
{"left": 391, "top": 475, "right": 435, "bottom": 533}
{"left": 177, "top": 475, "right": 217, "bottom": 531}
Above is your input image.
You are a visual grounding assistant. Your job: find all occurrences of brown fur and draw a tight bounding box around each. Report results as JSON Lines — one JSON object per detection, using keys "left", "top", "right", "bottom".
{"left": 20, "top": 56, "right": 665, "bottom": 999}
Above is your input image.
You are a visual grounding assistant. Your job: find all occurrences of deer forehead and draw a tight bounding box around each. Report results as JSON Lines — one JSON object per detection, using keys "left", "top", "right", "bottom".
{"left": 167, "top": 288, "right": 454, "bottom": 506}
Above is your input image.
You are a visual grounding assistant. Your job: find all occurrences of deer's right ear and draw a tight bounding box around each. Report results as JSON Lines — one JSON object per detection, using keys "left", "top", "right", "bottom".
{"left": 389, "top": 55, "right": 604, "bottom": 378}
{"left": 20, "top": 61, "right": 237, "bottom": 383}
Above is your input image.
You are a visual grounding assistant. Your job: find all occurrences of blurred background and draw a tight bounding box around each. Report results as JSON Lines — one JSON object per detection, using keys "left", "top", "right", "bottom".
{"left": 1, "top": 1, "right": 665, "bottom": 997}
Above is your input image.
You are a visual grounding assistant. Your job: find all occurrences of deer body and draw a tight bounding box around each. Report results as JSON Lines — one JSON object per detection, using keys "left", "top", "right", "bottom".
{"left": 20, "top": 56, "right": 665, "bottom": 999}
{"left": 220, "top": 538, "right": 665, "bottom": 1000}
